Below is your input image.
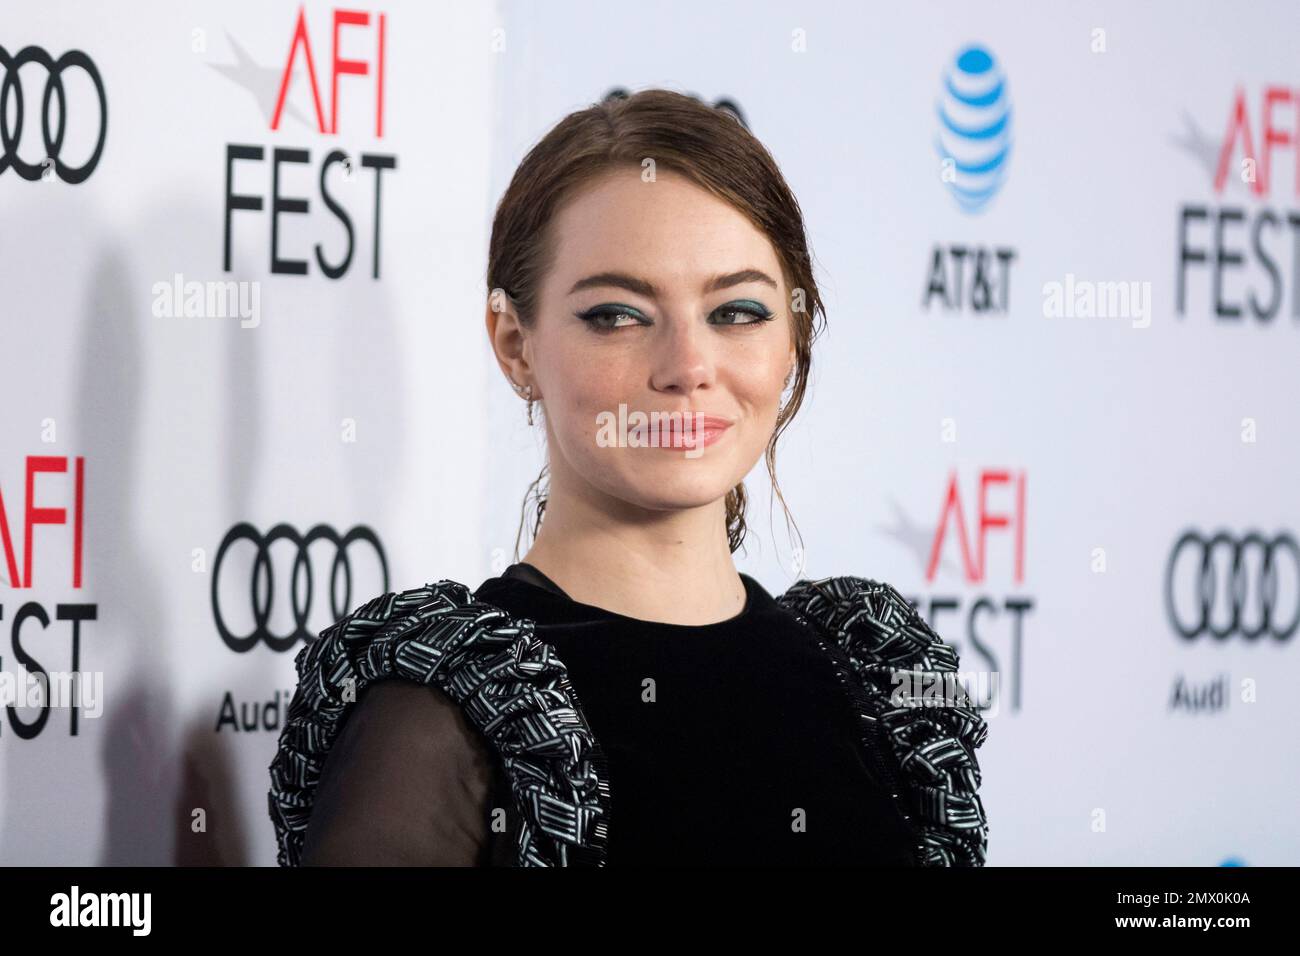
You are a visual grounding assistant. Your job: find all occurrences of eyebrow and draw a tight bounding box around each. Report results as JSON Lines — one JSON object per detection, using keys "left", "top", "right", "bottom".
{"left": 567, "top": 268, "right": 778, "bottom": 297}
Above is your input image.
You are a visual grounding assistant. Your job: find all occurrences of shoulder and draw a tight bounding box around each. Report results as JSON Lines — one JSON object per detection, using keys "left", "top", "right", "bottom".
{"left": 778, "top": 574, "right": 959, "bottom": 668}
{"left": 268, "top": 578, "right": 609, "bottom": 867}
{"left": 777, "top": 574, "right": 926, "bottom": 631}
{"left": 778, "top": 574, "right": 990, "bottom": 866}
{"left": 300, "top": 681, "right": 497, "bottom": 865}
{"left": 329, "top": 680, "right": 488, "bottom": 771}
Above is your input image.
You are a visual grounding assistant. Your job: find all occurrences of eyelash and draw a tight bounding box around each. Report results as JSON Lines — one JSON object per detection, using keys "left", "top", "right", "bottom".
{"left": 574, "top": 301, "right": 775, "bottom": 332}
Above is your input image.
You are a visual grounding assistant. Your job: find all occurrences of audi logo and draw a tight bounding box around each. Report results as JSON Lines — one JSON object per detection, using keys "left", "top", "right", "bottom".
{"left": 1, "top": 45, "right": 107, "bottom": 182}
{"left": 1164, "top": 529, "right": 1300, "bottom": 641}
{"left": 212, "top": 523, "right": 389, "bottom": 653}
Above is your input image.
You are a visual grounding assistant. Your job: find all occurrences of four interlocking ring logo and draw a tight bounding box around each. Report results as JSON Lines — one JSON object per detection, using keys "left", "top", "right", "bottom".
{"left": 0, "top": 45, "right": 107, "bottom": 182}
{"left": 212, "top": 523, "right": 389, "bottom": 653}
{"left": 1164, "top": 529, "right": 1300, "bottom": 640}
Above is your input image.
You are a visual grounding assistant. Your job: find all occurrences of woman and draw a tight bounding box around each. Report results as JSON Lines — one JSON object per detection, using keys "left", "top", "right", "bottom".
{"left": 268, "top": 89, "right": 988, "bottom": 867}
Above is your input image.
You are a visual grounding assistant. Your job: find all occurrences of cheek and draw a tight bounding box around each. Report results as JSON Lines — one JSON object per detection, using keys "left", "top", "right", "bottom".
{"left": 549, "top": 360, "right": 625, "bottom": 452}
{"left": 731, "top": 347, "right": 787, "bottom": 411}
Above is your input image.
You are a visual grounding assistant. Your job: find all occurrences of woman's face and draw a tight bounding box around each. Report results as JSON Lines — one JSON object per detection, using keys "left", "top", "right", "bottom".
{"left": 506, "top": 165, "right": 796, "bottom": 519}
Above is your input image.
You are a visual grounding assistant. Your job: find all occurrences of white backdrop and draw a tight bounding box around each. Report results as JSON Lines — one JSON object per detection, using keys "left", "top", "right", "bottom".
{"left": 1, "top": 0, "right": 1297, "bottom": 866}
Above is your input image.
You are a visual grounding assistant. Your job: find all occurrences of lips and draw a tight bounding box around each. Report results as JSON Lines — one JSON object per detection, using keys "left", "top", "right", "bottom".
{"left": 630, "top": 414, "right": 733, "bottom": 449}
{"left": 692, "top": 416, "right": 735, "bottom": 431}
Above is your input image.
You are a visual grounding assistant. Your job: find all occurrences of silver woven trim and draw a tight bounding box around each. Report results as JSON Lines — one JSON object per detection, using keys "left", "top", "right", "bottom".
{"left": 777, "top": 575, "right": 990, "bottom": 866}
{"left": 267, "top": 580, "right": 609, "bottom": 867}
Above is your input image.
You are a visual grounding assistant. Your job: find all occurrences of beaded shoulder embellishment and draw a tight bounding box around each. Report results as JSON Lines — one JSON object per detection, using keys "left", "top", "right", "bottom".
{"left": 777, "top": 575, "right": 990, "bottom": 866}
{"left": 267, "top": 580, "right": 611, "bottom": 866}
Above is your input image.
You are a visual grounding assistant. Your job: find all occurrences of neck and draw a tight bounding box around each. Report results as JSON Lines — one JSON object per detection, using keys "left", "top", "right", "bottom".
{"left": 521, "top": 475, "right": 746, "bottom": 626}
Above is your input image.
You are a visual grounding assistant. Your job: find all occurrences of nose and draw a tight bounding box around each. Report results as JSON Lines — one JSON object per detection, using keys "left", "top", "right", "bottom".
{"left": 648, "top": 313, "right": 715, "bottom": 396}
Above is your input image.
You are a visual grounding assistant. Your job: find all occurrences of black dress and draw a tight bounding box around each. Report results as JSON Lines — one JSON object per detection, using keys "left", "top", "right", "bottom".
{"left": 298, "top": 563, "right": 922, "bottom": 866}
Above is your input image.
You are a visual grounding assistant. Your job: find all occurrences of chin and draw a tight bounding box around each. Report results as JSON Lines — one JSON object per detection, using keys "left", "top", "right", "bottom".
{"left": 608, "top": 467, "right": 741, "bottom": 512}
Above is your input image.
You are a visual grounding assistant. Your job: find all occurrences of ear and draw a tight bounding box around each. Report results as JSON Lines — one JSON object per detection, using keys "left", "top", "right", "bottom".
{"left": 485, "top": 289, "right": 532, "bottom": 389}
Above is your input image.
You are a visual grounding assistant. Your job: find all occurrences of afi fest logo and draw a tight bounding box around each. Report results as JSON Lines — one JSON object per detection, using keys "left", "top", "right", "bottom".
{"left": 217, "top": 6, "right": 396, "bottom": 279}
{"left": 892, "top": 469, "right": 1032, "bottom": 715}
{"left": 0, "top": 455, "right": 101, "bottom": 740}
{"left": 1175, "top": 85, "right": 1300, "bottom": 325}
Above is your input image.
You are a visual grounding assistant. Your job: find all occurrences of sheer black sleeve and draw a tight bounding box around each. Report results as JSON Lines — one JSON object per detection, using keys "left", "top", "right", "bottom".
{"left": 299, "top": 680, "right": 497, "bottom": 866}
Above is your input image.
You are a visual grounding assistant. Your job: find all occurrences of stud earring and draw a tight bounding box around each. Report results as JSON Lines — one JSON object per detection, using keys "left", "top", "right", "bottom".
{"left": 510, "top": 378, "right": 535, "bottom": 425}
